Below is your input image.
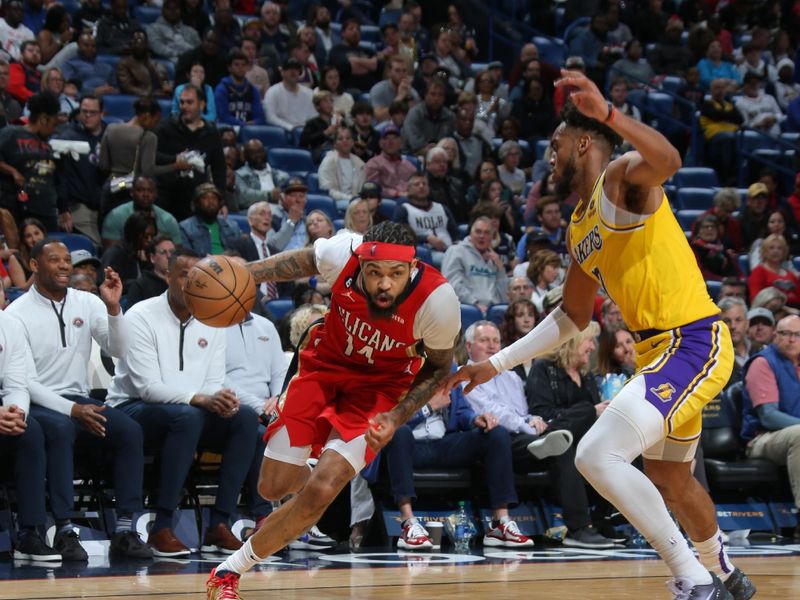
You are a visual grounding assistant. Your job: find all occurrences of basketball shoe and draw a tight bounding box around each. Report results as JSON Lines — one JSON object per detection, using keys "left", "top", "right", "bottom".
{"left": 666, "top": 573, "right": 734, "bottom": 600}
{"left": 289, "top": 525, "right": 337, "bottom": 550}
{"left": 397, "top": 519, "right": 433, "bottom": 551}
{"left": 723, "top": 568, "right": 756, "bottom": 600}
{"left": 483, "top": 520, "right": 534, "bottom": 548}
{"left": 206, "top": 568, "right": 242, "bottom": 600}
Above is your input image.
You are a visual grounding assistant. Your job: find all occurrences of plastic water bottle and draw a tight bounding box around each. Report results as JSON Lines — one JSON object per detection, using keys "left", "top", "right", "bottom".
{"left": 453, "top": 502, "right": 472, "bottom": 554}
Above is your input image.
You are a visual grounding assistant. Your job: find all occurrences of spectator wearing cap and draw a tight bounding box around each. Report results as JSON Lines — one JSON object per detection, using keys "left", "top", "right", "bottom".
{"left": 299, "top": 90, "right": 338, "bottom": 163}
{"left": 774, "top": 59, "right": 800, "bottom": 112}
{"left": 741, "top": 182, "right": 771, "bottom": 251}
{"left": 146, "top": 0, "right": 200, "bottom": 61}
{"left": 270, "top": 177, "right": 308, "bottom": 251}
{"left": 402, "top": 78, "right": 456, "bottom": 156}
{"left": 442, "top": 216, "right": 508, "bottom": 313}
{"left": 215, "top": 48, "right": 266, "bottom": 127}
{"left": 741, "top": 314, "right": 800, "bottom": 526}
{"left": 748, "top": 234, "right": 800, "bottom": 307}
{"left": 318, "top": 127, "right": 365, "bottom": 212}
{"left": 102, "top": 176, "right": 181, "bottom": 249}
{"left": 359, "top": 182, "right": 386, "bottom": 224}
{"left": 234, "top": 139, "right": 289, "bottom": 211}
{"left": 154, "top": 84, "right": 226, "bottom": 221}
{"left": 71, "top": 249, "right": 101, "bottom": 285}
{"left": 361, "top": 135, "right": 410, "bottom": 208}
{"left": 179, "top": 183, "right": 242, "bottom": 256}
{"left": 263, "top": 57, "right": 316, "bottom": 132}
{"left": 734, "top": 72, "right": 783, "bottom": 137}
{"left": 748, "top": 306, "right": 777, "bottom": 353}
{"left": 328, "top": 18, "right": 382, "bottom": 95}
{"left": 369, "top": 55, "right": 419, "bottom": 123}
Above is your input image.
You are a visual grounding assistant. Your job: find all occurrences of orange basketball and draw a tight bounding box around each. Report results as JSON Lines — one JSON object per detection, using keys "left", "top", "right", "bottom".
{"left": 184, "top": 255, "right": 257, "bottom": 328}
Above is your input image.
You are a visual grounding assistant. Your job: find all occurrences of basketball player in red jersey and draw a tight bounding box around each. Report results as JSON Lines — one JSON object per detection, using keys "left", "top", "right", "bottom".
{"left": 206, "top": 221, "right": 461, "bottom": 599}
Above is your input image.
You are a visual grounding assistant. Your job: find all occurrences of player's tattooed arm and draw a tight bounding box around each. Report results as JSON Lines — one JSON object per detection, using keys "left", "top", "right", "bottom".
{"left": 390, "top": 346, "right": 455, "bottom": 425}
{"left": 246, "top": 248, "right": 319, "bottom": 283}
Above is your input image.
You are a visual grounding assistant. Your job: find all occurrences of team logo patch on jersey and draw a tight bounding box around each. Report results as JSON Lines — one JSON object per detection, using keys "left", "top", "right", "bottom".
{"left": 72, "top": 317, "right": 84, "bottom": 328}
{"left": 198, "top": 338, "right": 208, "bottom": 348}
{"left": 650, "top": 382, "right": 676, "bottom": 403}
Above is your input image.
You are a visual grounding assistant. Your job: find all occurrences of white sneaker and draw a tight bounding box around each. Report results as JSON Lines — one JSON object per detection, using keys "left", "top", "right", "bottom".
{"left": 527, "top": 429, "right": 573, "bottom": 459}
{"left": 289, "top": 525, "right": 336, "bottom": 550}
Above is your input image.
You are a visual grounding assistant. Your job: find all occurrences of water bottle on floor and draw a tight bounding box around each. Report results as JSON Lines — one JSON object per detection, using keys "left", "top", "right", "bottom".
{"left": 453, "top": 502, "right": 473, "bottom": 554}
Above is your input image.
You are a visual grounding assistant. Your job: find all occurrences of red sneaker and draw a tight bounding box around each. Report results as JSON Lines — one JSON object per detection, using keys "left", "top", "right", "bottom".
{"left": 397, "top": 520, "right": 433, "bottom": 551}
{"left": 206, "top": 568, "right": 242, "bottom": 600}
{"left": 483, "top": 520, "right": 534, "bottom": 548}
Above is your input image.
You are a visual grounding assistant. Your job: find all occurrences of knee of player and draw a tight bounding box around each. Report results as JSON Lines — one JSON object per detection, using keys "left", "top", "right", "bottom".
{"left": 300, "top": 473, "right": 348, "bottom": 513}
{"left": 258, "top": 476, "right": 294, "bottom": 501}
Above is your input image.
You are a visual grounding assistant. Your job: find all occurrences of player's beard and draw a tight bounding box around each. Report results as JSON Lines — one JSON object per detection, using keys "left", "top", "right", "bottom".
{"left": 555, "top": 155, "right": 578, "bottom": 198}
{"left": 366, "top": 292, "right": 400, "bottom": 320}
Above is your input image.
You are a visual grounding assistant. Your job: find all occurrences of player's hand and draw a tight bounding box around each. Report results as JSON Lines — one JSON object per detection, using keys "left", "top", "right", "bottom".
{"left": 100, "top": 267, "right": 123, "bottom": 315}
{"left": 0, "top": 405, "right": 26, "bottom": 435}
{"left": 71, "top": 403, "right": 107, "bottom": 437}
{"left": 365, "top": 412, "right": 398, "bottom": 452}
{"left": 445, "top": 360, "right": 498, "bottom": 394}
{"left": 555, "top": 69, "right": 608, "bottom": 122}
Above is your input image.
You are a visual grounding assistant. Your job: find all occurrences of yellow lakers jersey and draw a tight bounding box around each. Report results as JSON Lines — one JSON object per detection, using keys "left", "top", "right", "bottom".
{"left": 568, "top": 172, "right": 718, "bottom": 331}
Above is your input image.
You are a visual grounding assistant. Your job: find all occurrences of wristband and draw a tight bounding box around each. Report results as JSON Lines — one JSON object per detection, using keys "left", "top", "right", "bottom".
{"left": 604, "top": 101, "right": 616, "bottom": 124}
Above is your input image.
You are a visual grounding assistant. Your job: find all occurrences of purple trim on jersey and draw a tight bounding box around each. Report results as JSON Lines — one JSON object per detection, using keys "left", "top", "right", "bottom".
{"left": 641, "top": 315, "right": 722, "bottom": 421}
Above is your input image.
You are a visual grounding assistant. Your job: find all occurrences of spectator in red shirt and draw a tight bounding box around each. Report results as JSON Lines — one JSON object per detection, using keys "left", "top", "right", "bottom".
{"left": 748, "top": 234, "right": 800, "bottom": 307}
{"left": 7, "top": 40, "right": 41, "bottom": 103}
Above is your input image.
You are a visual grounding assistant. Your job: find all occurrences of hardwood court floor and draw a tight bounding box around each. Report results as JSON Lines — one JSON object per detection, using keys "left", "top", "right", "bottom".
{"left": 1, "top": 554, "right": 798, "bottom": 600}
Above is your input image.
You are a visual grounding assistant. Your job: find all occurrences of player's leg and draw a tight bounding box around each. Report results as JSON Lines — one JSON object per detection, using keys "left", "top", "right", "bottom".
{"left": 257, "top": 426, "right": 313, "bottom": 501}
{"left": 575, "top": 377, "right": 715, "bottom": 586}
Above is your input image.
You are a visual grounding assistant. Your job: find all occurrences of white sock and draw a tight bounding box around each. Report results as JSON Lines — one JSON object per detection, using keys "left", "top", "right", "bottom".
{"left": 693, "top": 529, "right": 735, "bottom": 582}
{"left": 649, "top": 525, "right": 712, "bottom": 585}
{"left": 215, "top": 538, "right": 264, "bottom": 575}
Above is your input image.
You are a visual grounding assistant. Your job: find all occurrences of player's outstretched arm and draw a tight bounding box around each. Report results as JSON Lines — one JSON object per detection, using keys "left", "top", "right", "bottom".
{"left": 365, "top": 346, "right": 454, "bottom": 452}
{"left": 556, "top": 69, "right": 681, "bottom": 188}
{"left": 246, "top": 247, "right": 319, "bottom": 283}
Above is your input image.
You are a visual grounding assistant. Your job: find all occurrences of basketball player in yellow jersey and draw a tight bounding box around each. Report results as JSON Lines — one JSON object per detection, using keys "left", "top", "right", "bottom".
{"left": 449, "top": 72, "right": 755, "bottom": 600}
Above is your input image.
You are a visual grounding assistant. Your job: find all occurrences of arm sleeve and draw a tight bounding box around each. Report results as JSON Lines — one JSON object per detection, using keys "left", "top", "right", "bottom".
{"left": 413, "top": 283, "right": 461, "bottom": 350}
{"left": 2, "top": 320, "right": 30, "bottom": 414}
{"left": 489, "top": 306, "right": 581, "bottom": 373}
{"left": 314, "top": 231, "right": 362, "bottom": 286}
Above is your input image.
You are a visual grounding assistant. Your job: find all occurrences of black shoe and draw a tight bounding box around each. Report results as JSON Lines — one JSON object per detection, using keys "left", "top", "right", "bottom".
{"left": 666, "top": 572, "right": 734, "bottom": 599}
{"left": 53, "top": 529, "right": 88, "bottom": 561}
{"left": 110, "top": 530, "right": 153, "bottom": 559}
{"left": 724, "top": 568, "right": 756, "bottom": 600}
{"left": 562, "top": 525, "right": 615, "bottom": 549}
{"left": 13, "top": 531, "right": 61, "bottom": 562}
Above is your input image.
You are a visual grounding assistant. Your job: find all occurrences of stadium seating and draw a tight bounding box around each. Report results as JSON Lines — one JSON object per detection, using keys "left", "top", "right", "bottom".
{"left": 306, "top": 173, "right": 320, "bottom": 193}
{"left": 532, "top": 36, "right": 566, "bottom": 67}
{"left": 675, "top": 209, "right": 703, "bottom": 232}
{"left": 676, "top": 187, "right": 715, "bottom": 210}
{"left": 415, "top": 245, "right": 433, "bottom": 266}
{"left": 705, "top": 280, "right": 722, "bottom": 301}
{"left": 460, "top": 304, "right": 484, "bottom": 331}
{"left": 305, "top": 194, "right": 338, "bottom": 221}
{"left": 241, "top": 125, "right": 291, "bottom": 148}
{"left": 134, "top": 5, "right": 161, "bottom": 24}
{"left": 102, "top": 94, "right": 137, "bottom": 120}
{"left": 487, "top": 304, "right": 508, "bottom": 325}
{"left": 49, "top": 232, "right": 98, "bottom": 255}
{"left": 377, "top": 199, "right": 397, "bottom": 221}
{"left": 672, "top": 167, "right": 720, "bottom": 189}
{"left": 228, "top": 213, "right": 250, "bottom": 234}
{"left": 268, "top": 148, "right": 316, "bottom": 173}
{"left": 265, "top": 298, "right": 294, "bottom": 321}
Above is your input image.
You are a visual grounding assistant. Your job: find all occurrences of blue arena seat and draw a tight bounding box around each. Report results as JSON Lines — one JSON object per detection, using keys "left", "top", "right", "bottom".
{"left": 532, "top": 36, "right": 566, "bottom": 68}
{"left": 268, "top": 148, "right": 316, "bottom": 173}
{"left": 305, "top": 194, "right": 337, "bottom": 221}
{"left": 738, "top": 254, "right": 750, "bottom": 276}
{"left": 402, "top": 154, "right": 421, "bottom": 171}
{"left": 333, "top": 218, "right": 344, "bottom": 231}
{"left": 487, "top": 304, "right": 508, "bottom": 325}
{"left": 676, "top": 187, "right": 715, "bottom": 210}
{"left": 535, "top": 139, "right": 550, "bottom": 160}
{"left": 50, "top": 232, "right": 98, "bottom": 255}
{"left": 265, "top": 299, "right": 294, "bottom": 321}
{"left": 457, "top": 223, "right": 468, "bottom": 239}
{"left": 154, "top": 59, "right": 175, "bottom": 81}
{"left": 241, "top": 125, "right": 290, "bottom": 148}
{"left": 460, "top": 304, "right": 483, "bottom": 332}
{"left": 675, "top": 209, "right": 704, "bottom": 232}
{"left": 228, "top": 213, "right": 250, "bottom": 234}
{"left": 672, "top": 167, "right": 720, "bottom": 189}
{"left": 377, "top": 198, "right": 397, "bottom": 220}
{"left": 134, "top": 5, "right": 161, "bottom": 24}
{"left": 660, "top": 76, "right": 684, "bottom": 95}
{"left": 706, "top": 280, "right": 722, "bottom": 301}
{"left": 95, "top": 54, "right": 120, "bottom": 71}
{"left": 306, "top": 173, "right": 320, "bottom": 193}
{"left": 415, "top": 245, "right": 432, "bottom": 265}
{"left": 102, "top": 94, "right": 137, "bottom": 120}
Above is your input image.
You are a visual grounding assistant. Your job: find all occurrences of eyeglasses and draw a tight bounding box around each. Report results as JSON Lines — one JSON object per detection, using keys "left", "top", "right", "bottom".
{"left": 776, "top": 330, "right": 800, "bottom": 339}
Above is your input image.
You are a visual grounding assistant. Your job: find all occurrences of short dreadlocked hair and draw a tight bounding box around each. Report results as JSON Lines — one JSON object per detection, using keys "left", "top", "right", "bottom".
{"left": 362, "top": 221, "right": 416, "bottom": 248}
{"left": 559, "top": 101, "right": 623, "bottom": 150}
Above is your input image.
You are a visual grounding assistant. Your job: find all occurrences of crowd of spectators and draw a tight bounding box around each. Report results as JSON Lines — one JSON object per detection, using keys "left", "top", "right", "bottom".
{"left": 2, "top": 0, "right": 800, "bottom": 561}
